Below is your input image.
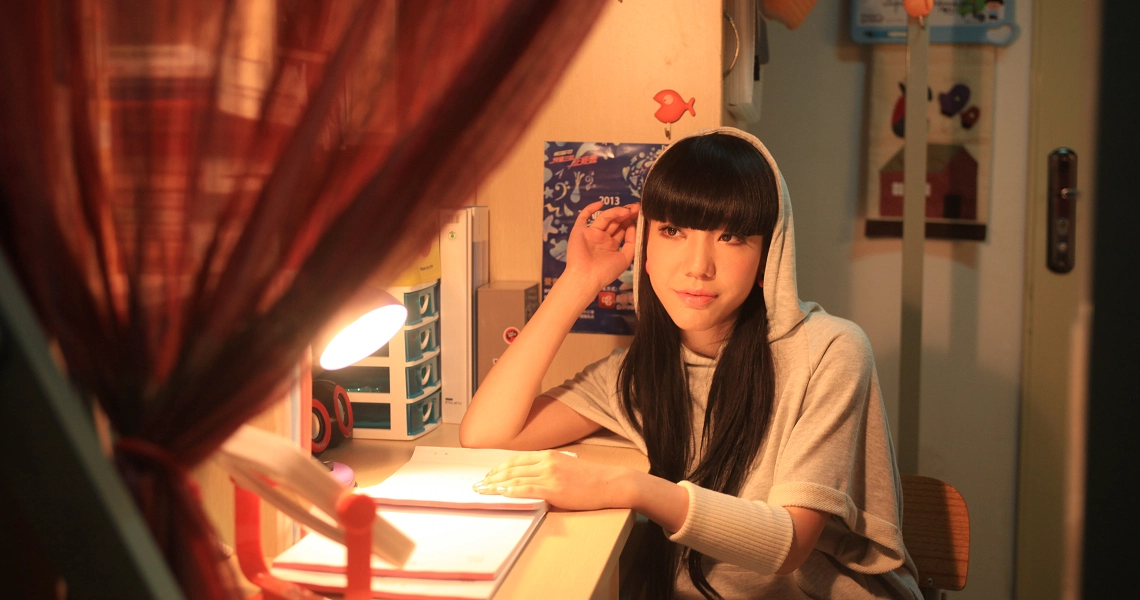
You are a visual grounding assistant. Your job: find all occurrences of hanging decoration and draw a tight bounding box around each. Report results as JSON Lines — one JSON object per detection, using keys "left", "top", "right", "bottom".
{"left": 652, "top": 89, "right": 696, "bottom": 139}
{"left": 864, "top": 44, "right": 996, "bottom": 240}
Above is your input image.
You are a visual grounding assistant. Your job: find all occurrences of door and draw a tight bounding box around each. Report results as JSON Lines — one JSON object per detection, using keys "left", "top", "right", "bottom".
{"left": 1016, "top": 1, "right": 1101, "bottom": 599}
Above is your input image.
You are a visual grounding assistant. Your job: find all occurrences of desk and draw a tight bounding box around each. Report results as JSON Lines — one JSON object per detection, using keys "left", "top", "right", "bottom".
{"left": 318, "top": 424, "right": 649, "bottom": 600}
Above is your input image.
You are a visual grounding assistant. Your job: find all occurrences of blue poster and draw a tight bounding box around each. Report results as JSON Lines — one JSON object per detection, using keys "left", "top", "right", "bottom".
{"left": 851, "top": 0, "right": 1019, "bottom": 46}
{"left": 541, "top": 141, "right": 668, "bottom": 335}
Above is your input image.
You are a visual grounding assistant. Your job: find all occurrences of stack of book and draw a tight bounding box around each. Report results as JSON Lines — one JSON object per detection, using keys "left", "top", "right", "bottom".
{"left": 270, "top": 447, "right": 546, "bottom": 599}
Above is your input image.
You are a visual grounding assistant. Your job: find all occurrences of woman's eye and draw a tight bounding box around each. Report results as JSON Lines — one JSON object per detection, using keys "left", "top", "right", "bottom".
{"left": 719, "top": 233, "right": 742, "bottom": 243}
{"left": 659, "top": 225, "right": 680, "bottom": 237}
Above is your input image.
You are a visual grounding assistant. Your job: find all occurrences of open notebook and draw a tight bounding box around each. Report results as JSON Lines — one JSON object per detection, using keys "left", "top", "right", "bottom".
{"left": 271, "top": 447, "right": 550, "bottom": 599}
{"left": 361, "top": 447, "right": 548, "bottom": 511}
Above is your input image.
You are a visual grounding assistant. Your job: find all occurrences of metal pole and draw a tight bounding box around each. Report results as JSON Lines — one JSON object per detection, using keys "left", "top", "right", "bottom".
{"left": 898, "top": 15, "right": 929, "bottom": 475}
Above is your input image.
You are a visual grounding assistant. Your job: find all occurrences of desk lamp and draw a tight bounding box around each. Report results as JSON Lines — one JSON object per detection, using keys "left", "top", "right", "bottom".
{"left": 310, "top": 284, "right": 407, "bottom": 484}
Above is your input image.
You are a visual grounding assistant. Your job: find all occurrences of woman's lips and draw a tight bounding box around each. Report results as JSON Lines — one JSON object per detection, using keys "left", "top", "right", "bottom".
{"left": 676, "top": 289, "right": 716, "bottom": 307}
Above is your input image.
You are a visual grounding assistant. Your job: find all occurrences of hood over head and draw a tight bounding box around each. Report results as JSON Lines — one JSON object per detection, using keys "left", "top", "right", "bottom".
{"left": 632, "top": 127, "right": 809, "bottom": 342}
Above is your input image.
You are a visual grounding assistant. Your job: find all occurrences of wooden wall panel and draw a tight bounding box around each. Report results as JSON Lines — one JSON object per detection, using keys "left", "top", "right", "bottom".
{"left": 474, "top": 0, "right": 724, "bottom": 390}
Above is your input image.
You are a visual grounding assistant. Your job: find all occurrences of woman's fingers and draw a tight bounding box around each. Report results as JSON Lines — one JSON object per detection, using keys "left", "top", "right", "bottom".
{"left": 473, "top": 466, "right": 547, "bottom": 496}
{"left": 574, "top": 202, "right": 641, "bottom": 234}
{"left": 471, "top": 454, "right": 622, "bottom": 511}
{"left": 473, "top": 480, "right": 549, "bottom": 499}
{"left": 492, "top": 451, "right": 548, "bottom": 472}
{"left": 587, "top": 204, "right": 638, "bottom": 234}
{"left": 473, "top": 477, "right": 540, "bottom": 495}
{"left": 499, "top": 484, "right": 545, "bottom": 499}
{"left": 603, "top": 204, "right": 641, "bottom": 239}
{"left": 480, "top": 452, "right": 551, "bottom": 482}
{"left": 574, "top": 201, "right": 605, "bottom": 230}
{"left": 474, "top": 449, "right": 579, "bottom": 493}
{"left": 598, "top": 205, "right": 639, "bottom": 257}
{"left": 620, "top": 221, "right": 637, "bottom": 262}
{"left": 481, "top": 465, "right": 537, "bottom": 485}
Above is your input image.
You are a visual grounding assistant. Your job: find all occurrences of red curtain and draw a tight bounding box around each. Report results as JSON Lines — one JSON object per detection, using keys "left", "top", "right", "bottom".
{"left": 0, "top": 0, "right": 606, "bottom": 596}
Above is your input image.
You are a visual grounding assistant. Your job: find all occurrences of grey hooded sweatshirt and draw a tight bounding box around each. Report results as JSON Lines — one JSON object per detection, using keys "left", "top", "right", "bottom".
{"left": 545, "top": 127, "right": 922, "bottom": 599}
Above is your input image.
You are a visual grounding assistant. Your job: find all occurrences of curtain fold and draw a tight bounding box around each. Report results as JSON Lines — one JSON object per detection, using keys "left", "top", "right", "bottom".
{"left": 0, "top": 0, "right": 607, "bottom": 596}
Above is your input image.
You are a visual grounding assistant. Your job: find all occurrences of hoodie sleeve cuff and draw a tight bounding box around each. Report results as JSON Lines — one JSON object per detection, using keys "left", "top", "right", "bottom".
{"left": 667, "top": 481, "right": 794, "bottom": 575}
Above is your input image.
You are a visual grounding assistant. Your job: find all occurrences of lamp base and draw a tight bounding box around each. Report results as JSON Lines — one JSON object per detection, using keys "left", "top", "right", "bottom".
{"left": 321, "top": 460, "right": 356, "bottom": 488}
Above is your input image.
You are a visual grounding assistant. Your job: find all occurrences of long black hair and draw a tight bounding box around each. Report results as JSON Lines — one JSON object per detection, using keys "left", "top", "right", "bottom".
{"left": 618, "top": 133, "right": 780, "bottom": 600}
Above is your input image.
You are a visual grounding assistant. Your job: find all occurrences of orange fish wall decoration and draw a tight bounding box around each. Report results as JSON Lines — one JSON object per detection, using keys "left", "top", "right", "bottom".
{"left": 653, "top": 89, "right": 696, "bottom": 124}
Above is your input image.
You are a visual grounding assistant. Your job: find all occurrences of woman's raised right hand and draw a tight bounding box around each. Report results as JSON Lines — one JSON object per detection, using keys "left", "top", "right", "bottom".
{"left": 562, "top": 201, "right": 640, "bottom": 292}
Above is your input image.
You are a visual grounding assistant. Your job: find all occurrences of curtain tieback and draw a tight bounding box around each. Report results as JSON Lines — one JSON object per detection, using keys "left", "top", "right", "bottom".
{"left": 115, "top": 437, "right": 188, "bottom": 479}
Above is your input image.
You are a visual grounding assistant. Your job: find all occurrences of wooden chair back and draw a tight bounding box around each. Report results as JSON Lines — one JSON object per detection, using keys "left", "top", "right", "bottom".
{"left": 900, "top": 475, "right": 970, "bottom": 594}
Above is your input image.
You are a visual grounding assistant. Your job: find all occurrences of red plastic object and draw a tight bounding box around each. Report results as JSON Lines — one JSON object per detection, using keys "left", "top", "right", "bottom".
{"left": 652, "top": 89, "right": 696, "bottom": 124}
{"left": 234, "top": 479, "right": 376, "bottom": 599}
{"left": 337, "top": 493, "right": 377, "bottom": 600}
{"left": 904, "top": 0, "right": 933, "bottom": 17}
{"left": 234, "top": 483, "right": 326, "bottom": 600}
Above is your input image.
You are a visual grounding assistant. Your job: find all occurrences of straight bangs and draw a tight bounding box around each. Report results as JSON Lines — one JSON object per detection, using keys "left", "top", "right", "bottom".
{"left": 642, "top": 133, "right": 779, "bottom": 239}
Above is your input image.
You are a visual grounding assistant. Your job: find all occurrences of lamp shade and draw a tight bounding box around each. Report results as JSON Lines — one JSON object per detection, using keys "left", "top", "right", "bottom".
{"left": 312, "top": 285, "right": 407, "bottom": 371}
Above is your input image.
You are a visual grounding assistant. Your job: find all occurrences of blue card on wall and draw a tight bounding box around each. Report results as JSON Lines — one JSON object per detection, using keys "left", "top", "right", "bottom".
{"left": 851, "top": 0, "right": 1019, "bottom": 46}
{"left": 541, "top": 141, "right": 667, "bottom": 335}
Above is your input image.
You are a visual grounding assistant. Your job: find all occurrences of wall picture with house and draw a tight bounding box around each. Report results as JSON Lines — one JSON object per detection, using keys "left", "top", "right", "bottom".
{"left": 864, "top": 44, "right": 996, "bottom": 240}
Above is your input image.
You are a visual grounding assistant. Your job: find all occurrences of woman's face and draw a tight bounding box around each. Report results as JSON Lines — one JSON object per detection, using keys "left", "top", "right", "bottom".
{"left": 645, "top": 218, "right": 765, "bottom": 353}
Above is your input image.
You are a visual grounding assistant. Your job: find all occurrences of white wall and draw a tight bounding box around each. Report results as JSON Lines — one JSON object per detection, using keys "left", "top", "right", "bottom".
{"left": 749, "top": 3, "right": 1032, "bottom": 598}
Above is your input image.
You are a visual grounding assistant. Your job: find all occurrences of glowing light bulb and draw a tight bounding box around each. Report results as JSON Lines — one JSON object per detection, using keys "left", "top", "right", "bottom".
{"left": 318, "top": 303, "right": 408, "bottom": 370}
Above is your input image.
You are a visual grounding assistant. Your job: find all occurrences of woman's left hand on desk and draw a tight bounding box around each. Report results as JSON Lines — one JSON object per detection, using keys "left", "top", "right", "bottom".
{"left": 473, "top": 450, "right": 632, "bottom": 511}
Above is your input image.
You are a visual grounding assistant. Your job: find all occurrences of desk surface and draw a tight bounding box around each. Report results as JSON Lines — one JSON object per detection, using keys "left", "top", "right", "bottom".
{"left": 318, "top": 424, "right": 649, "bottom": 600}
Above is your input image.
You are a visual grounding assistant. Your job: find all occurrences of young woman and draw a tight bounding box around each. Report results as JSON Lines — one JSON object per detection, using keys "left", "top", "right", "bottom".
{"left": 459, "top": 128, "right": 921, "bottom": 599}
